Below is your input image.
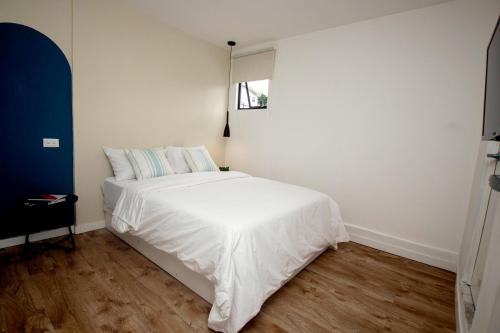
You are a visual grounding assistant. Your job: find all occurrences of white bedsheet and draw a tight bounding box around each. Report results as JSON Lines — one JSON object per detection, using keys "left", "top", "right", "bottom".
{"left": 111, "top": 171, "right": 349, "bottom": 333}
{"left": 102, "top": 177, "right": 137, "bottom": 209}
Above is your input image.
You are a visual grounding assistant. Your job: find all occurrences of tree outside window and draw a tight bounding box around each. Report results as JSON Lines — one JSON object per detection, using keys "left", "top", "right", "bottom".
{"left": 237, "top": 79, "right": 269, "bottom": 109}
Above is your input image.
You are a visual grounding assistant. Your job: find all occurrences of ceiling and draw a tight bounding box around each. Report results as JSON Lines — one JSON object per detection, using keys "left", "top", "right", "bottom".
{"left": 124, "top": 0, "right": 452, "bottom": 48}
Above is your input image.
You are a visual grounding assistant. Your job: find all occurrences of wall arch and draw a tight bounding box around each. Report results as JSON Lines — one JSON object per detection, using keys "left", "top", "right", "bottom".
{"left": 0, "top": 22, "right": 73, "bottom": 239}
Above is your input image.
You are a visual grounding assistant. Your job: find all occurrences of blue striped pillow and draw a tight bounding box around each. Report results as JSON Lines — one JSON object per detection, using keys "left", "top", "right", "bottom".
{"left": 126, "top": 148, "right": 175, "bottom": 180}
{"left": 183, "top": 147, "right": 219, "bottom": 172}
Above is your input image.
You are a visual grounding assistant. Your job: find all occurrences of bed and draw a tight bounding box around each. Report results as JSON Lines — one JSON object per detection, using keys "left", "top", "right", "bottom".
{"left": 103, "top": 171, "right": 349, "bottom": 332}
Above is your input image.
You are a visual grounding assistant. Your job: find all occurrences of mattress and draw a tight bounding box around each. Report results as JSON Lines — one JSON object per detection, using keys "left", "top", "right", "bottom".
{"left": 102, "top": 177, "right": 136, "bottom": 210}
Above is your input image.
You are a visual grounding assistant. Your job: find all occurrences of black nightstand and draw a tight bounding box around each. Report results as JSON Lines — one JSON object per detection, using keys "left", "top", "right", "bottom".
{"left": 20, "top": 194, "right": 77, "bottom": 258}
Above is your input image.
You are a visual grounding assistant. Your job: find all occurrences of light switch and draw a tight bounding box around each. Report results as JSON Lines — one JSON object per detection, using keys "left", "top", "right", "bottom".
{"left": 43, "top": 138, "right": 59, "bottom": 148}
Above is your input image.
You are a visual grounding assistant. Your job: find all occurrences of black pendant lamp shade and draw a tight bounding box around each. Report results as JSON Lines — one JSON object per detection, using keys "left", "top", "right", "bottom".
{"left": 223, "top": 41, "right": 236, "bottom": 138}
{"left": 223, "top": 113, "right": 230, "bottom": 137}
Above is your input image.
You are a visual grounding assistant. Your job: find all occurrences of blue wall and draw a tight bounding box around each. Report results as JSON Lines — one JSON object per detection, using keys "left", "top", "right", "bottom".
{"left": 0, "top": 23, "right": 73, "bottom": 239}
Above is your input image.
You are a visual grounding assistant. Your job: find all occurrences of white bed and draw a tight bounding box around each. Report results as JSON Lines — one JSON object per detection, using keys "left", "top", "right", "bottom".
{"left": 103, "top": 171, "right": 349, "bottom": 333}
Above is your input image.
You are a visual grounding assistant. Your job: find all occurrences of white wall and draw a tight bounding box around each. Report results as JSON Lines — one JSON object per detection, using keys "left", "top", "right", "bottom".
{"left": 73, "top": 0, "right": 228, "bottom": 226}
{"left": 0, "top": 0, "right": 72, "bottom": 63}
{"left": 226, "top": 0, "right": 500, "bottom": 269}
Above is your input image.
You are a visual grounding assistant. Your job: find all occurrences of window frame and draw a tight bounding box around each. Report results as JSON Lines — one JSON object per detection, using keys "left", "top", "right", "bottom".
{"left": 237, "top": 81, "right": 268, "bottom": 110}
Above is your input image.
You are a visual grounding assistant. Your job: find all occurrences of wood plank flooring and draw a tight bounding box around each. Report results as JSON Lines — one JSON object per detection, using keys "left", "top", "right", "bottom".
{"left": 0, "top": 229, "right": 455, "bottom": 332}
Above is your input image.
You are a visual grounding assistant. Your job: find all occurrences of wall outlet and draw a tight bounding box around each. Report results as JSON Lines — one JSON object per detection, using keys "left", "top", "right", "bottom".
{"left": 43, "top": 138, "right": 59, "bottom": 148}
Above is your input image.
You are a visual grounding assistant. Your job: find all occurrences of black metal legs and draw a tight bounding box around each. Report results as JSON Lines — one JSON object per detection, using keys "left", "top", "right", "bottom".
{"left": 67, "top": 225, "right": 76, "bottom": 251}
{"left": 23, "top": 233, "right": 30, "bottom": 259}
{"left": 22, "top": 226, "right": 76, "bottom": 260}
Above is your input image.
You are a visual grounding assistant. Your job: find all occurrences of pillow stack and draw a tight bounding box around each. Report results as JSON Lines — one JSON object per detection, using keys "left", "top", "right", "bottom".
{"left": 103, "top": 147, "right": 135, "bottom": 181}
{"left": 182, "top": 146, "right": 219, "bottom": 172}
{"left": 126, "top": 148, "right": 174, "bottom": 180}
{"left": 104, "top": 145, "right": 220, "bottom": 181}
{"left": 164, "top": 146, "right": 191, "bottom": 174}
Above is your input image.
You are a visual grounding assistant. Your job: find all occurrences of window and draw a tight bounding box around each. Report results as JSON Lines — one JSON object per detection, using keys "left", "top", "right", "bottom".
{"left": 237, "top": 79, "right": 269, "bottom": 110}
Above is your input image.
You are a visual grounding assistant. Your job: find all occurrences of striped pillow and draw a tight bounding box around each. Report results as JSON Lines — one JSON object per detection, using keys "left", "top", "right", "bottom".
{"left": 183, "top": 147, "right": 219, "bottom": 172}
{"left": 126, "top": 148, "right": 175, "bottom": 180}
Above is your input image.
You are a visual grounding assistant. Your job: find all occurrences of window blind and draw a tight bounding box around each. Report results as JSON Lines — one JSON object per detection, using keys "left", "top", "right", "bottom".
{"left": 231, "top": 50, "right": 275, "bottom": 84}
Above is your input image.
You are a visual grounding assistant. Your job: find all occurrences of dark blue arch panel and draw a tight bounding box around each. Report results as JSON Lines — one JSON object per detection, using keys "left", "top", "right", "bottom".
{"left": 0, "top": 23, "right": 73, "bottom": 239}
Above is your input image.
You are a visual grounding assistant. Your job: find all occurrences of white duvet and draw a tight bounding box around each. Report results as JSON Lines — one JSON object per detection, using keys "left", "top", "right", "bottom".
{"left": 111, "top": 171, "right": 349, "bottom": 332}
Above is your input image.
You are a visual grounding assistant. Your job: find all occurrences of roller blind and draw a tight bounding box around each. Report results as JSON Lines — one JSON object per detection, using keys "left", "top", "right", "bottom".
{"left": 232, "top": 50, "right": 275, "bottom": 84}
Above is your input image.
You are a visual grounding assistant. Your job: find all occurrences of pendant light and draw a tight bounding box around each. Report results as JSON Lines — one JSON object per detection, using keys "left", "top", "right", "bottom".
{"left": 223, "top": 41, "right": 236, "bottom": 138}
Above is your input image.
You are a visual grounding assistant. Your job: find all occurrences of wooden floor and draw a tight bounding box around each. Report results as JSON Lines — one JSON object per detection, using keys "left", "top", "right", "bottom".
{"left": 0, "top": 229, "right": 455, "bottom": 332}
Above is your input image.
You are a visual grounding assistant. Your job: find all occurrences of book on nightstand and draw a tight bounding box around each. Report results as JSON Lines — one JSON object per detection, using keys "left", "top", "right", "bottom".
{"left": 27, "top": 194, "right": 67, "bottom": 206}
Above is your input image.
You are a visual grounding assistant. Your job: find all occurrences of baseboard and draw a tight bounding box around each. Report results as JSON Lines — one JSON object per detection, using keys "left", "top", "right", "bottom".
{"left": 344, "top": 223, "right": 457, "bottom": 272}
{"left": 74, "top": 220, "right": 105, "bottom": 234}
{"left": 0, "top": 226, "right": 75, "bottom": 249}
{"left": 1, "top": 219, "right": 456, "bottom": 272}
{"left": 455, "top": 278, "right": 468, "bottom": 333}
{"left": 0, "top": 220, "right": 105, "bottom": 249}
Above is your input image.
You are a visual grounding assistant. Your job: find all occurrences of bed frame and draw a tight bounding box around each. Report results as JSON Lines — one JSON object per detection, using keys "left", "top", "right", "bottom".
{"left": 104, "top": 208, "right": 328, "bottom": 305}
{"left": 104, "top": 208, "right": 215, "bottom": 303}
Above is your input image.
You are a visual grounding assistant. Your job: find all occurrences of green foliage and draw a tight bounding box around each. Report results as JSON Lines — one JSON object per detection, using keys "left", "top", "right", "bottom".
{"left": 258, "top": 94, "right": 268, "bottom": 107}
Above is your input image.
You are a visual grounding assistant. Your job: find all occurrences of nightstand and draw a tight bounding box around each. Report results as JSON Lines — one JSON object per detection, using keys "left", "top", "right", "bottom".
{"left": 20, "top": 194, "right": 77, "bottom": 258}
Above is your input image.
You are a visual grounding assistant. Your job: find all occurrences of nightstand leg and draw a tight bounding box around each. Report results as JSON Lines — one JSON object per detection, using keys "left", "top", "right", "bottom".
{"left": 23, "top": 233, "right": 30, "bottom": 259}
{"left": 67, "top": 225, "right": 76, "bottom": 250}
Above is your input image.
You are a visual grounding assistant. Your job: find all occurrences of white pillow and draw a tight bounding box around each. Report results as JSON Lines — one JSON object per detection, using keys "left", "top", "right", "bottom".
{"left": 126, "top": 148, "right": 175, "bottom": 180}
{"left": 103, "top": 147, "right": 136, "bottom": 181}
{"left": 183, "top": 146, "right": 220, "bottom": 172}
{"left": 165, "top": 146, "right": 192, "bottom": 174}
